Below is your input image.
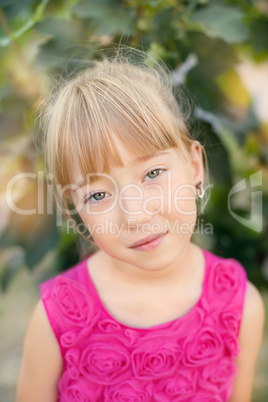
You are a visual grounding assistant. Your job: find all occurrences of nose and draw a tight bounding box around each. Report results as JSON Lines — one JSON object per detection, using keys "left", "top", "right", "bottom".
{"left": 119, "top": 184, "right": 159, "bottom": 227}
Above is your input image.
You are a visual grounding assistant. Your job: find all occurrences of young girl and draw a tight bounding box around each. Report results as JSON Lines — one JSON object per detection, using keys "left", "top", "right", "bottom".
{"left": 17, "top": 51, "right": 264, "bottom": 402}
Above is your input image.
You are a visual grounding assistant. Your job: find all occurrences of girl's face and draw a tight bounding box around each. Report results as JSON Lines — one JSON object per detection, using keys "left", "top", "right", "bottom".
{"left": 71, "top": 137, "right": 204, "bottom": 272}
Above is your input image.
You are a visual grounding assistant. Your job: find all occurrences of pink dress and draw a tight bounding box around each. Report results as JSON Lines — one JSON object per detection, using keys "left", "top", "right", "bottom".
{"left": 40, "top": 249, "right": 247, "bottom": 401}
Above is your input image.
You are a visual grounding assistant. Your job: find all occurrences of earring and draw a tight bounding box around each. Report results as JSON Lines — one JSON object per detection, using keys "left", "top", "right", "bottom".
{"left": 196, "top": 181, "right": 204, "bottom": 199}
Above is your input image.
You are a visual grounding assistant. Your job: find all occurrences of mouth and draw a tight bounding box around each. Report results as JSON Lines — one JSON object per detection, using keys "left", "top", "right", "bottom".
{"left": 129, "top": 233, "right": 167, "bottom": 250}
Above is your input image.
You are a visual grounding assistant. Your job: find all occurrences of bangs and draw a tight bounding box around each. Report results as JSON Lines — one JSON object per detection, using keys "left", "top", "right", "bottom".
{"left": 45, "top": 60, "right": 192, "bottom": 193}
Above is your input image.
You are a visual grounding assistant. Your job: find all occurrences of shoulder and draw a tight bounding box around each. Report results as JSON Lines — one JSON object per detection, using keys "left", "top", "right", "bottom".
{"left": 240, "top": 281, "right": 265, "bottom": 340}
{"left": 228, "top": 281, "right": 264, "bottom": 402}
{"left": 239, "top": 280, "right": 265, "bottom": 355}
{"left": 245, "top": 280, "right": 264, "bottom": 309}
{"left": 16, "top": 300, "right": 63, "bottom": 402}
{"left": 23, "top": 299, "right": 63, "bottom": 365}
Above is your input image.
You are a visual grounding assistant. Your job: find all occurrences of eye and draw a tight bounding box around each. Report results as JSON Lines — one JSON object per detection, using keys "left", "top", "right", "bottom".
{"left": 84, "top": 191, "right": 107, "bottom": 203}
{"left": 144, "top": 168, "right": 164, "bottom": 181}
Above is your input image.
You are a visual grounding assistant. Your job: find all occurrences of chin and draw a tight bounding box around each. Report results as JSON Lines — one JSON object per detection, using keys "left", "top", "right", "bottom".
{"left": 132, "top": 252, "right": 181, "bottom": 272}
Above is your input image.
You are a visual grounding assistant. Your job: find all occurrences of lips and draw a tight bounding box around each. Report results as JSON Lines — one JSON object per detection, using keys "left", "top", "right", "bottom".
{"left": 129, "top": 233, "right": 166, "bottom": 248}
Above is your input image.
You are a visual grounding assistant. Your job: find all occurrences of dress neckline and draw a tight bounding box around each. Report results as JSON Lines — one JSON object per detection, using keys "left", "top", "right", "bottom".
{"left": 82, "top": 248, "right": 209, "bottom": 331}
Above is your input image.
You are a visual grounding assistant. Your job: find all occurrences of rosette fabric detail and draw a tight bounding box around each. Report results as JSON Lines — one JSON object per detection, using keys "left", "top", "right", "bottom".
{"left": 40, "top": 250, "right": 247, "bottom": 401}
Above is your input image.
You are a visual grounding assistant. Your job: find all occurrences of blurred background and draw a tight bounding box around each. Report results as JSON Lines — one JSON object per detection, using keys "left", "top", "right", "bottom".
{"left": 0, "top": 0, "right": 267, "bottom": 400}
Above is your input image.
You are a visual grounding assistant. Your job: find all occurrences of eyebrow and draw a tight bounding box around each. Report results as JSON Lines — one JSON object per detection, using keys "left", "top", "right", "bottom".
{"left": 75, "top": 174, "right": 103, "bottom": 189}
{"left": 74, "top": 150, "right": 170, "bottom": 188}
{"left": 134, "top": 150, "right": 170, "bottom": 162}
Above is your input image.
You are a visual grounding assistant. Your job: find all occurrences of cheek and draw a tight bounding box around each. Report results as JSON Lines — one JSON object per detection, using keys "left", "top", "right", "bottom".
{"left": 173, "top": 185, "right": 196, "bottom": 215}
{"left": 142, "top": 169, "right": 196, "bottom": 216}
{"left": 168, "top": 168, "right": 196, "bottom": 217}
{"left": 78, "top": 207, "right": 121, "bottom": 240}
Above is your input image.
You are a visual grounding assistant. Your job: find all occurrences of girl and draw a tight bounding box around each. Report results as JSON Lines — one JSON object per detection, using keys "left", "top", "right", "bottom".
{"left": 17, "top": 50, "right": 264, "bottom": 402}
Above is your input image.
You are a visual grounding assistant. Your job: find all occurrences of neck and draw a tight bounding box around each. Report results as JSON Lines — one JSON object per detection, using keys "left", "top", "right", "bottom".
{"left": 102, "top": 242, "right": 202, "bottom": 288}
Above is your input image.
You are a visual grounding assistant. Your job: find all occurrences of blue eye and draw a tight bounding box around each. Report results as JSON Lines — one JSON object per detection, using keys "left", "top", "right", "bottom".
{"left": 84, "top": 191, "right": 107, "bottom": 203}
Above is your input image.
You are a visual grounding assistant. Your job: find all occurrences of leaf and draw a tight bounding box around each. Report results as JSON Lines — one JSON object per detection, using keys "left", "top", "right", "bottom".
{"left": 0, "top": 0, "right": 36, "bottom": 20}
{"left": 45, "top": 0, "right": 83, "bottom": 20}
{"left": 0, "top": 0, "right": 49, "bottom": 47}
{"left": 249, "top": 16, "right": 268, "bottom": 58}
{"left": 179, "top": 32, "right": 237, "bottom": 111}
{"left": 35, "top": 18, "right": 95, "bottom": 71}
{"left": 72, "top": 0, "right": 137, "bottom": 36}
{"left": 191, "top": 4, "right": 249, "bottom": 43}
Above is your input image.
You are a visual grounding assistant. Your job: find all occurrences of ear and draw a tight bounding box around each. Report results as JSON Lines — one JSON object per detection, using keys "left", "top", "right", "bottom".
{"left": 190, "top": 141, "right": 204, "bottom": 185}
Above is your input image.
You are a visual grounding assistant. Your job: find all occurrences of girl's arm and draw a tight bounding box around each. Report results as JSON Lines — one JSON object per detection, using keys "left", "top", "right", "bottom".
{"left": 16, "top": 300, "right": 63, "bottom": 402}
{"left": 229, "top": 281, "right": 265, "bottom": 402}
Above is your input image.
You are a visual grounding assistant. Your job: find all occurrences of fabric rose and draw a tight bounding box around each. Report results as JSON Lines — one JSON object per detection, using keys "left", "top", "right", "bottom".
{"left": 207, "top": 260, "right": 240, "bottom": 306}
{"left": 132, "top": 335, "right": 182, "bottom": 380}
{"left": 183, "top": 327, "right": 224, "bottom": 366}
{"left": 61, "top": 330, "right": 82, "bottom": 348}
{"left": 79, "top": 334, "right": 131, "bottom": 384}
{"left": 222, "top": 334, "right": 240, "bottom": 357}
{"left": 155, "top": 369, "right": 197, "bottom": 401}
{"left": 202, "top": 310, "right": 220, "bottom": 329}
{"left": 203, "top": 310, "right": 241, "bottom": 339}
{"left": 214, "top": 261, "right": 240, "bottom": 293}
{"left": 98, "top": 319, "right": 121, "bottom": 333}
{"left": 65, "top": 348, "right": 80, "bottom": 379}
{"left": 52, "top": 277, "right": 100, "bottom": 329}
{"left": 59, "top": 372, "right": 103, "bottom": 401}
{"left": 220, "top": 311, "right": 240, "bottom": 336}
{"left": 125, "top": 329, "right": 140, "bottom": 346}
{"left": 190, "top": 393, "right": 223, "bottom": 402}
{"left": 169, "top": 306, "right": 205, "bottom": 338}
{"left": 199, "top": 357, "right": 237, "bottom": 392}
{"left": 61, "top": 326, "right": 94, "bottom": 348}
{"left": 104, "top": 378, "right": 153, "bottom": 401}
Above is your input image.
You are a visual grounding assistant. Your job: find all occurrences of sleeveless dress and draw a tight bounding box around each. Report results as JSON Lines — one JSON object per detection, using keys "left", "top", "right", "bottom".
{"left": 40, "top": 249, "right": 247, "bottom": 402}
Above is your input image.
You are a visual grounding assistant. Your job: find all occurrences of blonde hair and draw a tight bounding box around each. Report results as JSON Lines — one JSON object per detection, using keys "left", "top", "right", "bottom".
{"left": 40, "top": 49, "right": 205, "bottom": 239}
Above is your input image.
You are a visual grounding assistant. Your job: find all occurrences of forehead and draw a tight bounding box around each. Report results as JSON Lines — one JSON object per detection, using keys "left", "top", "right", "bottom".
{"left": 71, "top": 136, "right": 173, "bottom": 186}
{"left": 107, "top": 135, "right": 171, "bottom": 166}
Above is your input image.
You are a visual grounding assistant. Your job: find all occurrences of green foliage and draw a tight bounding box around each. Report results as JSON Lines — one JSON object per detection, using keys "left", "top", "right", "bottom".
{"left": 190, "top": 3, "right": 249, "bottom": 43}
{"left": 72, "top": 0, "right": 137, "bottom": 36}
{"left": 249, "top": 15, "right": 268, "bottom": 58}
{"left": 0, "top": 0, "right": 49, "bottom": 46}
{"left": 0, "top": 0, "right": 267, "bottom": 290}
